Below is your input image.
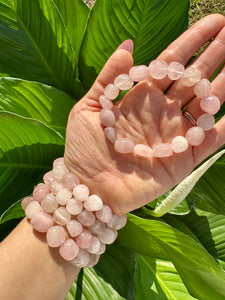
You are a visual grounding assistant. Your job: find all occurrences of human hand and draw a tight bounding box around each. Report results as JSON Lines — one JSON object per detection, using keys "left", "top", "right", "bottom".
{"left": 64, "top": 14, "right": 225, "bottom": 215}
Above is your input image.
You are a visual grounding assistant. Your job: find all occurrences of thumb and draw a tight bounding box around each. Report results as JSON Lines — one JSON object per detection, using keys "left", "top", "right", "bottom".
{"left": 84, "top": 40, "right": 134, "bottom": 105}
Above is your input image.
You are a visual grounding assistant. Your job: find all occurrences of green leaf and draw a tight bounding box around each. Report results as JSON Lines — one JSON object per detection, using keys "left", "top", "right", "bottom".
{"left": 119, "top": 214, "right": 225, "bottom": 299}
{"left": 79, "top": 0, "right": 189, "bottom": 89}
{"left": 0, "top": 0, "right": 83, "bottom": 97}
{"left": 134, "top": 254, "right": 197, "bottom": 299}
{"left": 0, "top": 78, "right": 74, "bottom": 136}
{"left": 0, "top": 111, "right": 65, "bottom": 217}
{"left": 0, "top": 199, "right": 24, "bottom": 224}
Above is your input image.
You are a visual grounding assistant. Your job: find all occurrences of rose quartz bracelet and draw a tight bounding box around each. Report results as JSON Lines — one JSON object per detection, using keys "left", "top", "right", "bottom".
{"left": 22, "top": 158, "right": 127, "bottom": 268}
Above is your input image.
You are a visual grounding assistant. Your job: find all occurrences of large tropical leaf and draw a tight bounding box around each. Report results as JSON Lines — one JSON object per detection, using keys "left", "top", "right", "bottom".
{"left": 0, "top": 111, "right": 65, "bottom": 217}
{"left": 118, "top": 214, "right": 225, "bottom": 299}
{"left": 79, "top": 0, "right": 189, "bottom": 89}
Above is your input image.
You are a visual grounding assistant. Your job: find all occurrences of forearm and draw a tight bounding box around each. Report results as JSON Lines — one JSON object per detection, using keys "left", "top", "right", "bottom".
{"left": 0, "top": 218, "right": 80, "bottom": 300}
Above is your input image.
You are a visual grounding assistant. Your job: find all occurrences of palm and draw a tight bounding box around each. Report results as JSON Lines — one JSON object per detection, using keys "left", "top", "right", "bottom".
{"left": 65, "top": 15, "right": 225, "bottom": 215}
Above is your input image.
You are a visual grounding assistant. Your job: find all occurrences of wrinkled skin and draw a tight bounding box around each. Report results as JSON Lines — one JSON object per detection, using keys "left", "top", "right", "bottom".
{"left": 65, "top": 14, "right": 225, "bottom": 215}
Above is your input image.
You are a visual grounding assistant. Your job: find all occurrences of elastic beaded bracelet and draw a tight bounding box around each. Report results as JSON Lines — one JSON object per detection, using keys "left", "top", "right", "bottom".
{"left": 99, "top": 59, "right": 221, "bottom": 157}
{"left": 21, "top": 157, "right": 127, "bottom": 268}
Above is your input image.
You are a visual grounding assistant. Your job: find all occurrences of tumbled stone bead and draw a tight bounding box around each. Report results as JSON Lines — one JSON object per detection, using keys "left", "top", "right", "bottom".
{"left": 98, "top": 228, "right": 117, "bottom": 244}
{"left": 41, "top": 194, "right": 58, "bottom": 213}
{"left": 153, "top": 143, "right": 173, "bottom": 157}
{"left": 53, "top": 157, "right": 64, "bottom": 167}
{"left": 100, "top": 109, "right": 116, "bottom": 127}
{"left": 89, "top": 220, "right": 106, "bottom": 235}
{"left": 63, "top": 172, "right": 80, "bottom": 189}
{"left": 197, "top": 114, "right": 215, "bottom": 131}
{"left": 53, "top": 207, "right": 71, "bottom": 225}
{"left": 84, "top": 195, "right": 103, "bottom": 212}
{"left": 73, "top": 184, "right": 89, "bottom": 201}
{"left": 43, "top": 171, "right": 55, "bottom": 185}
{"left": 171, "top": 136, "right": 189, "bottom": 153}
{"left": 134, "top": 144, "right": 153, "bottom": 158}
{"left": 53, "top": 164, "right": 68, "bottom": 180}
{"left": 66, "top": 220, "right": 83, "bottom": 237}
{"left": 96, "top": 205, "right": 113, "bottom": 223}
{"left": 104, "top": 83, "right": 119, "bottom": 100}
{"left": 96, "top": 242, "right": 106, "bottom": 255}
{"left": 86, "top": 254, "right": 101, "bottom": 268}
{"left": 114, "top": 74, "right": 134, "bottom": 90}
{"left": 194, "top": 78, "right": 211, "bottom": 98}
{"left": 66, "top": 198, "right": 83, "bottom": 215}
{"left": 148, "top": 60, "right": 168, "bottom": 80}
{"left": 75, "top": 230, "right": 94, "bottom": 249}
{"left": 104, "top": 127, "right": 117, "bottom": 143}
{"left": 21, "top": 196, "right": 33, "bottom": 210}
{"left": 30, "top": 211, "right": 54, "bottom": 233}
{"left": 114, "top": 138, "right": 134, "bottom": 153}
{"left": 46, "top": 225, "right": 66, "bottom": 248}
{"left": 59, "top": 239, "right": 79, "bottom": 261}
{"left": 185, "top": 126, "right": 205, "bottom": 146}
{"left": 168, "top": 62, "right": 185, "bottom": 80}
{"left": 129, "top": 65, "right": 149, "bottom": 82}
{"left": 86, "top": 236, "right": 101, "bottom": 254}
{"left": 50, "top": 181, "right": 64, "bottom": 195}
{"left": 70, "top": 250, "right": 90, "bottom": 268}
{"left": 77, "top": 210, "right": 96, "bottom": 227}
{"left": 99, "top": 95, "right": 113, "bottom": 110}
{"left": 107, "top": 214, "right": 127, "bottom": 230}
{"left": 181, "top": 66, "right": 201, "bottom": 86}
{"left": 33, "top": 183, "right": 50, "bottom": 203}
{"left": 25, "top": 201, "right": 42, "bottom": 219}
{"left": 200, "top": 95, "right": 220, "bottom": 115}
{"left": 56, "top": 188, "right": 72, "bottom": 205}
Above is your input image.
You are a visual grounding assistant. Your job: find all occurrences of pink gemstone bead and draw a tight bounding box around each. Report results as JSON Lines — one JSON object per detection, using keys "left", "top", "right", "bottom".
{"left": 41, "top": 194, "right": 58, "bottom": 213}
{"left": 33, "top": 183, "right": 49, "bottom": 203}
{"left": 53, "top": 207, "right": 71, "bottom": 225}
{"left": 73, "top": 184, "right": 89, "bottom": 201}
{"left": 46, "top": 225, "right": 66, "bottom": 248}
{"left": 50, "top": 181, "right": 64, "bottom": 195}
{"left": 87, "top": 236, "right": 101, "bottom": 254}
{"left": 59, "top": 239, "right": 79, "bottom": 261}
{"left": 197, "top": 114, "right": 215, "bottom": 131}
{"left": 104, "top": 127, "right": 117, "bottom": 143}
{"left": 75, "top": 230, "right": 94, "bottom": 249}
{"left": 181, "top": 66, "right": 201, "bottom": 86}
{"left": 56, "top": 188, "right": 72, "bottom": 205}
{"left": 84, "top": 195, "right": 103, "bottom": 212}
{"left": 86, "top": 254, "right": 100, "bottom": 268}
{"left": 134, "top": 144, "right": 153, "bottom": 157}
{"left": 194, "top": 79, "right": 211, "bottom": 98}
{"left": 107, "top": 214, "right": 127, "bottom": 230}
{"left": 25, "top": 201, "right": 42, "bottom": 219}
{"left": 114, "top": 138, "right": 135, "bottom": 154}
{"left": 185, "top": 127, "right": 205, "bottom": 146}
{"left": 129, "top": 65, "right": 149, "bottom": 82}
{"left": 100, "top": 109, "right": 116, "bottom": 127}
{"left": 43, "top": 171, "right": 55, "bottom": 185}
{"left": 53, "top": 157, "right": 64, "bottom": 167}
{"left": 153, "top": 143, "right": 173, "bottom": 157}
{"left": 53, "top": 164, "right": 68, "bottom": 180}
{"left": 70, "top": 250, "right": 90, "bottom": 268}
{"left": 66, "top": 198, "right": 83, "bottom": 215}
{"left": 99, "top": 95, "right": 113, "bottom": 110}
{"left": 171, "top": 136, "right": 189, "bottom": 153}
{"left": 104, "top": 83, "right": 119, "bottom": 100}
{"left": 21, "top": 196, "right": 33, "bottom": 210}
{"left": 148, "top": 60, "right": 168, "bottom": 80}
{"left": 89, "top": 220, "right": 106, "bottom": 235}
{"left": 30, "top": 212, "right": 54, "bottom": 233}
{"left": 66, "top": 220, "right": 83, "bottom": 237}
{"left": 200, "top": 95, "right": 220, "bottom": 115}
{"left": 168, "top": 62, "right": 185, "bottom": 80}
{"left": 77, "top": 210, "right": 96, "bottom": 227}
{"left": 63, "top": 172, "right": 80, "bottom": 189}
{"left": 98, "top": 228, "right": 117, "bottom": 244}
{"left": 114, "top": 74, "right": 134, "bottom": 90}
{"left": 96, "top": 242, "right": 106, "bottom": 255}
{"left": 95, "top": 205, "right": 113, "bottom": 223}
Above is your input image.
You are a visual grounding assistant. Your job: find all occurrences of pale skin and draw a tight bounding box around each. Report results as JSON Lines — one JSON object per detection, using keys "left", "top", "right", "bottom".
{"left": 0, "top": 14, "right": 225, "bottom": 300}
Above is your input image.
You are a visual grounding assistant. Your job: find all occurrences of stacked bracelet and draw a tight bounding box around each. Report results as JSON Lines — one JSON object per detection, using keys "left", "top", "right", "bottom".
{"left": 21, "top": 158, "right": 127, "bottom": 268}
{"left": 99, "top": 59, "right": 220, "bottom": 157}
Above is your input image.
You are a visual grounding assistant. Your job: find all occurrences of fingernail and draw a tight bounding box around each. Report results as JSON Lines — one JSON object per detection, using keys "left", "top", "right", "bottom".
{"left": 117, "top": 39, "right": 134, "bottom": 55}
